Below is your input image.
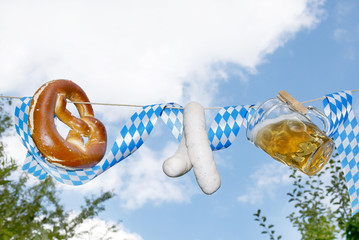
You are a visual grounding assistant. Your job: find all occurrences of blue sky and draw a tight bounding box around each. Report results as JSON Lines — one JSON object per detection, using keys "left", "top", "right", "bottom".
{"left": 1, "top": 0, "right": 359, "bottom": 239}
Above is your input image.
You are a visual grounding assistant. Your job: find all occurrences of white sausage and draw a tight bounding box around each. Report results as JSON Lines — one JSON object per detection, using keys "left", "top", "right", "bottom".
{"left": 184, "top": 102, "right": 221, "bottom": 194}
{"left": 163, "top": 134, "right": 193, "bottom": 177}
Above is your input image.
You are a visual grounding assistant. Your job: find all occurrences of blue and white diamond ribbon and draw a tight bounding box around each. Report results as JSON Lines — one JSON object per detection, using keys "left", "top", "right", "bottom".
{"left": 208, "top": 105, "right": 251, "bottom": 150}
{"left": 15, "top": 97, "right": 250, "bottom": 185}
{"left": 15, "top": 98, "right": 185, "bottom": 185}
{"left": 323, "top": 91, "right": 359, "bottom": 216}
{"left": 16, "top": 92, "right": 359, "bottom": 217}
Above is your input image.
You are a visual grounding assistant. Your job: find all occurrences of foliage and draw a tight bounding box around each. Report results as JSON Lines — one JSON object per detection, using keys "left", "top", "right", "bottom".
{"left": 253, "top": 209, "right": 282, "bottom": 240}
{"left": 0, "top": 99, "right": 117, "bottom": 240}
{"left": 254, "top": 154, "right": 359, "bottom": 239}
{"left": 286, "top": 165, "right": 337, "bottom": 239}
{"left": 0, "top": 98, "right": 12, "bottom": 139}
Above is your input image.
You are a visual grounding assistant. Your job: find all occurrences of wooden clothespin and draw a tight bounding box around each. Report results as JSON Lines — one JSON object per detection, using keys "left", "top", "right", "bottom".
{"left": 277, "top": 90, "right": 309, "bottom": 115}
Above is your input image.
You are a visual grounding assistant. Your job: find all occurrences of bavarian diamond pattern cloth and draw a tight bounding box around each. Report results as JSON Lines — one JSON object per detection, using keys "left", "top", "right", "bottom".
{"left": 208, "top": 105, "right": 251, "bottom": 150}
{"left": 323, "top": 91, "right": 359, "bottom": 216}
{"left": 15, "top": 97, "right": 184, "bottom": 185}
{"left": 15, "top": 97, "right": 250, "bottom": 185}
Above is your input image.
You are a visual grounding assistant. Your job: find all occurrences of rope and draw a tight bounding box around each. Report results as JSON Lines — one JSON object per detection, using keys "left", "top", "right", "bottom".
{"left": 1, "top": 88, "right": 359, "bottom": 110}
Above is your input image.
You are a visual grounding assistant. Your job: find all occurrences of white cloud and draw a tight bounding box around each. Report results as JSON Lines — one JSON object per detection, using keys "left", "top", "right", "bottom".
{"left": 335, "top": 0, "right": 357, "bottom": 20}
{"left": 0, "top": 0, "right": 326, "bottom": 210}
{"left": 3, "top": 115, "right": 197, "bottom": 209}
{"left": 70, "top": 217, "right": 143, "bottom": 240}
{"left": 3, "top": 134, "right": 27, "bottom": 166}
{"left": 344, "top": 47, "right": 356, "bottom": 60}
{"left": 61, "top": 142, "right": 198, "bottom": 210}
{"left": 333, "top": 28, "right": 351, "bottom": 42}
{"left": 237, "top": 162, "right": 292, "bottom": 204}
{"left": 0, "top": 0, "right": 324, "bottom": 122}
{"left": 114, "top": 144, "right": 198, "bottom": 209}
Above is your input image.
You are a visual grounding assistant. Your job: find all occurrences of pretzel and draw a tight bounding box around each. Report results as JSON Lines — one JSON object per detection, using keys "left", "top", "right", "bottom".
{"left": 29, "top": 79, "right": 107, "bottom": 169}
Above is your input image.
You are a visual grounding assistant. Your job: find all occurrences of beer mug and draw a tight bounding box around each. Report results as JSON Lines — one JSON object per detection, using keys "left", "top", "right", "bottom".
{"left": 246, "top": 98, "right": 334, "bottom": 176}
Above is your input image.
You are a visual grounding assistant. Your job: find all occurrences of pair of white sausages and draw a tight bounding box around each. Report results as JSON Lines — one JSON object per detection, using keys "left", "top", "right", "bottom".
{"left": 163, "top": 102, "right": 221, "bottom": 194}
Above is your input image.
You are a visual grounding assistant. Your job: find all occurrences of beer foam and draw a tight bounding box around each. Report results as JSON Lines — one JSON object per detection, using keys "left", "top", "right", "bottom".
{"left": 250, "top": 113, "right": 304, "bottom": 141}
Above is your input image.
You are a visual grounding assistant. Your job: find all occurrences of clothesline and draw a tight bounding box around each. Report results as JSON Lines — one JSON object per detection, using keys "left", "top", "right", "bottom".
{"left": 1, "top": 88, "right": 359, "bottom": 110}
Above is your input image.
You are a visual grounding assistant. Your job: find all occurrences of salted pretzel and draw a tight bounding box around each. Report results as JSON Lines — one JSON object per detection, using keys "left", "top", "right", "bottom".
{"left": 29, "top": 79, "right": 107, "bottom": 169}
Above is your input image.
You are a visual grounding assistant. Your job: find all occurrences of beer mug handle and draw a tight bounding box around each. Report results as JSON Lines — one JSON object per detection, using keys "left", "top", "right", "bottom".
{"left": 307, "top": 106, "right": 331, "bottom": 135}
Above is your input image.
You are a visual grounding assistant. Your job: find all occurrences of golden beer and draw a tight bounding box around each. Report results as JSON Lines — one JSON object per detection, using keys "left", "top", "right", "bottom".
{"left": 252, "top": 115, "right": 334, "bottom": 175}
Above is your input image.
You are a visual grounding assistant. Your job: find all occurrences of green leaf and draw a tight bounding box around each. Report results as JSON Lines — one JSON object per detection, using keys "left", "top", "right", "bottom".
{"left": 0, "top": 99, "right": 117, "bottom": 240}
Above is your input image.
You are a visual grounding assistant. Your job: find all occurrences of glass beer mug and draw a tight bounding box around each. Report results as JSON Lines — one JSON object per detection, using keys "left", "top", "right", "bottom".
{"left": 247, "top": 98, "right": 334, "bottom": 176}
